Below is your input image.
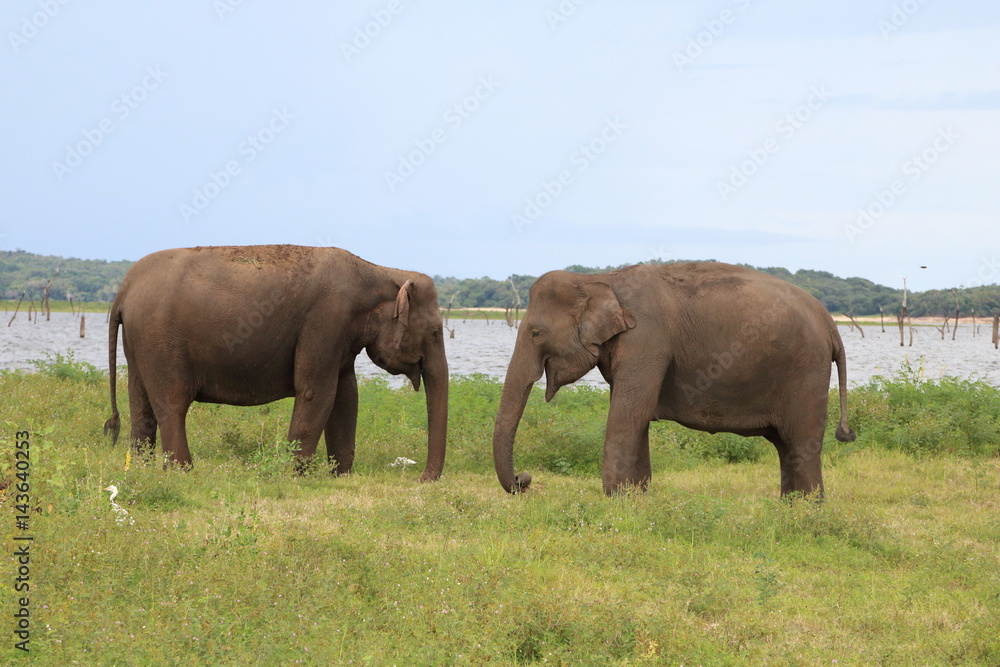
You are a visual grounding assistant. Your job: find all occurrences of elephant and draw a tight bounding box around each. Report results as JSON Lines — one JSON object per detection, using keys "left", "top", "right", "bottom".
{"left": 103, "top": 244, "right": 448, "bottom": 480}
{"left": 493, "top": 261, "right": 855, "bottom": 497}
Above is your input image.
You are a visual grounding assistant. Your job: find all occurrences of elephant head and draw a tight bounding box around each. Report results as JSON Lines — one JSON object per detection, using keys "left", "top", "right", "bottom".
{"left": 493, "top": 272, "right": 635, "bottom": 493}
{"left": 367, "top": 276, "right": 449, "bottom": 482}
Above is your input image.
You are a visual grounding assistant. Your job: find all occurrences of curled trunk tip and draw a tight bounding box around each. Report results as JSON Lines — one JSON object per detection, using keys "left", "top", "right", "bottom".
{"left": 511, "top": 472, "right": 532, "bottom": 493}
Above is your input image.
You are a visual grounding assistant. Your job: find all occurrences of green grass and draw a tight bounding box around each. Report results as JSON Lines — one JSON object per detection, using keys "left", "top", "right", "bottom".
{"left": 1, "top": 361, "right": 998, "bottom": 664}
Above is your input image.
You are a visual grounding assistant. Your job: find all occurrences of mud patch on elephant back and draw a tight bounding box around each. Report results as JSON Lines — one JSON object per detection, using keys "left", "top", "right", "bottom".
{"left": 233, "top": 255, "right": 263, "bottom": 268}
{"left": 217, "top": 244, "right": 317, "bottom": 275}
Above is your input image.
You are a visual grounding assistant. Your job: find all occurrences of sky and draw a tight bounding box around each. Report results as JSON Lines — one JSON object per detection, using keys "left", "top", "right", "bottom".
{"left": 1, "top": 1, "right": 998, "bottom": 292}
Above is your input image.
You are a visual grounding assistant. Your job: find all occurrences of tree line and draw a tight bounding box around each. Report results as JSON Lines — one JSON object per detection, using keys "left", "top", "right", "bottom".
{"left": 0, "top": 250, "right": 131, "bottom": 303}
{"left": 435, "top": 261, "right": 1000, "bottom": 317}
{"left": 3, "top": 249, "right": 999, "bottom": 318}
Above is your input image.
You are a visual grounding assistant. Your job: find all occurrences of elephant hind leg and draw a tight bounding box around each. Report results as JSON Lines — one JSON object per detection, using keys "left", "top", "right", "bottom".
{"left": 157, "top": 404, "right": 194, "bottom": 469}
{"left": 766, "top": 426, "right": 824, "bottom": 499}
{"left": 127, "top": 371, "right": 158, "bottom": 458}
{"left": 143, "top": 373, "right": 197, "bottom": 469}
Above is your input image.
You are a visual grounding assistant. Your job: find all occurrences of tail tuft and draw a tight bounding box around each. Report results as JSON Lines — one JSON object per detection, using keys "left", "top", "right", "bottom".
{"left": 835, "top": 423, "right": 856, "bottom": 442}
{"left": 104, "top": 413, "right": 120, "bottom": 445}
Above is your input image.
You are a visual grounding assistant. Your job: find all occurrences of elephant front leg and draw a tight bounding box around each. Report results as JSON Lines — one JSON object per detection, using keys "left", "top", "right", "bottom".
{"left": 601, "top": 388, "right": 657, "bottom": 495}
{"left": 324, "top": 366, "right": 358, "bottom": 475}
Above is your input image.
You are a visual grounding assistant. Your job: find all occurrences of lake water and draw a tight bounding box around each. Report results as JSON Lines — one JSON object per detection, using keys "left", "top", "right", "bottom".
{"left": 3, "top": 312, "right": 999, "bottom": 388}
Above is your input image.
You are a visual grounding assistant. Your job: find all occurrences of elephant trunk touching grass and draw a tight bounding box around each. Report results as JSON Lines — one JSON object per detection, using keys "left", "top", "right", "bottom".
{"left": 492, "top": 359, "right": 536, "bottom": 494}
{"left": 419, "top": 339, "right": 449, "bottom": 481}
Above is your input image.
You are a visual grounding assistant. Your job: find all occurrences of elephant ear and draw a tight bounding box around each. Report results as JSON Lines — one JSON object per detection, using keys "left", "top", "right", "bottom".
{"left": 393, "top": 280, "right": 415, "bottom": 347}
{"left": 576, "top": 282, "right": 636, "bottom": 357}
{"left": 394, "top": 279, "right": 414, "bottom": 326}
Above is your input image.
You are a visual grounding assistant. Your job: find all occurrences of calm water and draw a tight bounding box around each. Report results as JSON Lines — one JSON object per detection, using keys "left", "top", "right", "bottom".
{"left": 3, "top": 312, "right": 999, "bottom": 388}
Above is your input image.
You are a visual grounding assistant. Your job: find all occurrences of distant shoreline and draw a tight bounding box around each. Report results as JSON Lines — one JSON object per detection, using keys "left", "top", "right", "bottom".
{"left": 1, "top": 299, "right": 111, "bottom": 314}
{"left": 3, "top": 301, "right": 990, "bottom": 326}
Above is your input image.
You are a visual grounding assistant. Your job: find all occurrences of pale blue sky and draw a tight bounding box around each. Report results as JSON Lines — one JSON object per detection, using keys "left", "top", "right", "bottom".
{"left": 2, "top": 1, "right": 998, "bottom": 291}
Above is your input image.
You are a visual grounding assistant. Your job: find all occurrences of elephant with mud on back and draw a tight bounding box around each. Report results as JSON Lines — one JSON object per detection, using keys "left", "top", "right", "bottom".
{"left": 104, "top": 245, "right": 448, "bottom": 480}
{"left": 493, "top": 261, "right": 856, "bottom": 498}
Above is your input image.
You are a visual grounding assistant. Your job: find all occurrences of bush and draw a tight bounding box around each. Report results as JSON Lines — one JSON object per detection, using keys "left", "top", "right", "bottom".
{"left": 29, "top": 350, "right": 105, "bottom": 385}
{"left": 848, "top": 363, "right": 1000, "bottom": 457}
{"left": 675, "top": 431, "right": 767, "bottom": 464}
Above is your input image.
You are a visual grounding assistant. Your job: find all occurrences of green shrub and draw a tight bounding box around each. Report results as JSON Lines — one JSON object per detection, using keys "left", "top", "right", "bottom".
{"left": 29, "top": 350, "right": 105, "bottom": 385}
{"left": 848, "top": 363, "right": 1000, "bottom": 457}
{"left": 678, "top": 431, "right": 768, "bottom": 464}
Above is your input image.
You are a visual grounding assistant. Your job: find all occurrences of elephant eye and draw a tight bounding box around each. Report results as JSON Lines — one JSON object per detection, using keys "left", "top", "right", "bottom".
{"left": 531, "top": 329, "right": 541, "bottom": 338}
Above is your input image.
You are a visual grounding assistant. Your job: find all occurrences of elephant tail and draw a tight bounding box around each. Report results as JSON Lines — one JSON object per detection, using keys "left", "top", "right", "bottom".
{"left": 833, "top": 336, "right": 856, "bottom": 442}
{"left": 103, "top": 300, "right": 122, "bottom": 445}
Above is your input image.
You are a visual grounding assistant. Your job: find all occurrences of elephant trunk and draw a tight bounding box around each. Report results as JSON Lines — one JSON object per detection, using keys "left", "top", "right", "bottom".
{"left": 492, "top": 364, "right": 535, "bottom": 494}
{"left": 419, "top": 342, "right": 448, "bottom": 482}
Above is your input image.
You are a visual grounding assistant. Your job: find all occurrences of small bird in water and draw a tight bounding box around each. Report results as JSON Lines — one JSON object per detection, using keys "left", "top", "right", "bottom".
{"left": 103, "top": 485, "right": 134, "bottom": 525}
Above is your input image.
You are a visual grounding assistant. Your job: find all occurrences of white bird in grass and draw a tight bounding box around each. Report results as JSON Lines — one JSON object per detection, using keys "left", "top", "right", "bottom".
{"left": 103, "top": 485, "right": 134, "bottom": 525}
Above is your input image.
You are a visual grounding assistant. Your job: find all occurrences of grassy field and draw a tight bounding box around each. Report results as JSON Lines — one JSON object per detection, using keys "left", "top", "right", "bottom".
{"left": 1, "top": 359, "right": 998, "bottom": 665}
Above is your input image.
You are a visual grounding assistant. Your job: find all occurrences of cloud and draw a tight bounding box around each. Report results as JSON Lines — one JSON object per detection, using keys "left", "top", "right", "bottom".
{"left": 834, "top": 91, "right": 1000, "bottom": 111}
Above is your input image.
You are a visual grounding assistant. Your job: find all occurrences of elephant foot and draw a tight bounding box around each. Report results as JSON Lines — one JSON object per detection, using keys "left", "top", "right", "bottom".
{"left": 602, "top": 478, "right": 649, "bottom": 496}
{"left": 418, "top": 470, "right": 444, "bottom": 483}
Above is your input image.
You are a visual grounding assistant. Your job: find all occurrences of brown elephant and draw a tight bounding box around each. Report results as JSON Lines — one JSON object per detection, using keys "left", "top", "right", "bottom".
{"left": 493, "top": 261, "right": 855, "bottom": 497}
{"left": 104, "top": 244, "right": 448, "bottom": 480}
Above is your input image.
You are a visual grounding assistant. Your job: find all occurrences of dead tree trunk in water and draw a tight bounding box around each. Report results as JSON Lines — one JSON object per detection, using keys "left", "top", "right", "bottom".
{"left": 897, "top": 279, "right": 907, "bottom": 346}
{"left": 443, "top": 291, "right": 460, "bottom": 327}
{"left": 971, "top": 308, "right": 976, "bottom": 337}
{"left": 507, "top": 277, "right": 521, "bottom": 329}
{"left": 841, "top": 308, "right": 865, "bottom": 338}
{"left": 897, "top": 277, "right": 914, "bottom": 346}
{"left": 42, "top": 265, "right": 59, "bottom": 322}
{"left": 937, "top": 315, "right": 949, "bottom": 340}
{"left": 951, "top": 289, "right": 959, "bottom": 341}
{"left": 993, "top": 313, "right": 999, "bottom": 349}
{"left": 6, "top": 292, "right": 25, "bottom": 327}
{"left": 79, "top": 314, "right": 85, "bottom": 338}
{"left": 879, "top": 305, "right": 885, "bottom": 333}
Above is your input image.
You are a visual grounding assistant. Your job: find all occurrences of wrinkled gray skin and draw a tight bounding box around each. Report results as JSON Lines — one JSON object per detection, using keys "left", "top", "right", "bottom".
{"left": 104, "top": 245, "right": 448, "bottom": 481}
{"left": 493, "top": 262, "right": 855, "bottom": 497}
